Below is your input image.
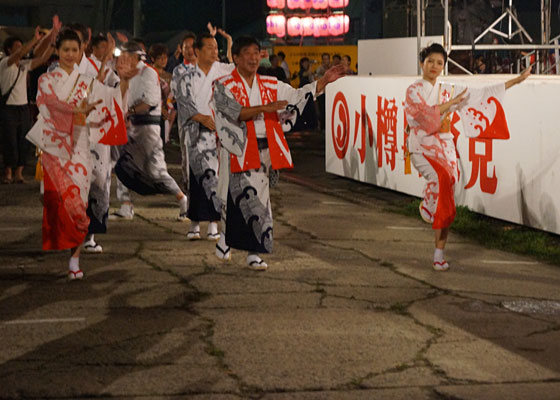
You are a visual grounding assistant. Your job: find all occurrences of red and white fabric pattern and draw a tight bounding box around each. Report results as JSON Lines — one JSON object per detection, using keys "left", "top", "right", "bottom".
{"left": 405, "top": 78, "right": 507, "bottom": 230}
{"left": 27, "top": 67, "right": 126, "bottom": 250}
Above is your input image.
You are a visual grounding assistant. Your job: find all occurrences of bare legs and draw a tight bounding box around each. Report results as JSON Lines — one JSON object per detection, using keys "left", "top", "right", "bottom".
{"left": 435, "top": 227, "right": 449, "bottom": 250}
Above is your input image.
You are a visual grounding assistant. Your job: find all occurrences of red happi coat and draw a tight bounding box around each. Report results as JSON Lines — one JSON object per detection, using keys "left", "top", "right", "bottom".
{"left": 219, "top": 69, "right": 293, "bottom": 173}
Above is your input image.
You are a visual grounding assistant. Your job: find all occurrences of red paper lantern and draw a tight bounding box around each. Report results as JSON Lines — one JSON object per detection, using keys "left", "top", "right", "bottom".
{"left": 312, "top": 0, "right": 328, "bottom": 9}
{"left": 328, "top": 14, "right": 349, "bottom": 36}
{"left": 313, "top": 17, "right": 329, "bottom": 36}
{"left": 267, "top": 0, "right": 286, "bottom": 8}
{"left": 287, "top": 17, "right": 303, "bottom": 36}
{"left": 302, "top": 0, "right": 313, "bottom": 9}
{"left": 328, "top": 0, "right": 349, "bottom": 8}
{"left": 267, "top": 14, "right": 286, "bottom": 37}
{"left": 266, "top": 15, "right": 275, "bottom": 34}
{"left": 302, "top": 17, "right": 314, "bottom": 36}
{"left": 287, "top": 0, "right": 302, "bottom": 9}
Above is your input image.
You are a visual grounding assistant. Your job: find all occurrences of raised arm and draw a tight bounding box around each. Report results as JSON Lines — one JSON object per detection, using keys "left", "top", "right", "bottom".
{"left": 505, "top": 67, "right": 531, "bottom": 90}
{"left": 31, "top": 15, "right": 61, "bottom": 69}
{"left": 7, "top": 26, "right": 41, "bottom": 67}
{"left": 217, "top": 29, "right": 233, "bottom": 63}
{"left": 315, "top": 64, "right": 345, "bottom": 94}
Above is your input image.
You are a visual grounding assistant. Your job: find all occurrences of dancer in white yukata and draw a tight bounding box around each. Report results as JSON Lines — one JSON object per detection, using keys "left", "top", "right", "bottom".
{"left": 175, "top": 31, "right": 234, "bottom": 240}
{"left": 26, "top": 29, "right": 134, "bottom": 279}
{"left": 212, "top": 36, "right": 345, "bottom": 270}
{"left": 81, "top": 33, "right": 124, "bottom": 252}
{"left": 404, "top": 43, "right": 530, "bottom": 271}
{"left": 171, "top": 32, "right": 197, "bottom": 219}
{"left": 114, "top": 41, "right": 188, "bottom": 218}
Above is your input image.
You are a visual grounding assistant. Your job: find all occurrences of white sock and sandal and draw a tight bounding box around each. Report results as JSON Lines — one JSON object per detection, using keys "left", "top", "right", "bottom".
{"left": 433, "top": 248, "right": 449, "bottom": 271}
{"left": 68, "top": 256, "right": 84, "bottom": 280}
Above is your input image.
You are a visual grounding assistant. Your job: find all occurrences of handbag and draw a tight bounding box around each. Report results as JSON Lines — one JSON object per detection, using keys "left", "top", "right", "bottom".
{"left": 0, "top": 65, "right": 22, "bottom": 108}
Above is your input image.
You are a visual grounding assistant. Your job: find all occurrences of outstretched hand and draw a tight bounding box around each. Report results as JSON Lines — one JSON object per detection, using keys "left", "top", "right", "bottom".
{"left": 74, "top": 99, "right": 102, "bottom": 116}
{"left": 518, "top": 66, "right": 531, "bottom": 83}
{"left": 116, "top": 31, "right": 128, "bottom": 44}
{"left": 33, "top": 26, "right": 42, "bottom": 41}
{"left": 505, "top": 66, "right": 531, "bottom": 90}
{"left": 451, "top": 88, "right": 468, "bottom": 106}
{"left": 323, "top": 64, "right": 346, "bottom": 84}
{"left": 217, "top": 28, "right": 232, "bottom": 42}
{"left": 262, "top": 100, "right": 288, "bottom": 113}
{"left": 105, "top": 33, "right": 116, "bottom": 61}
{"left": 52, "top": 15, "right": 62, "bottom": 31}
{"left": 116, "top": 54, "right": 139, "bottom": 81}
{"left": 207, "top": 22, "right": 217, "bottom": 36}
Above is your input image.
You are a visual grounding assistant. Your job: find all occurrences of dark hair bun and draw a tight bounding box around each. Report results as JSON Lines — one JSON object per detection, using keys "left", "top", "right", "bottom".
{"left": 419, "top": 43, "right": 447, "bottom": 64}
{"left": 55, "top": 28, "right": 81, "bottom": 50}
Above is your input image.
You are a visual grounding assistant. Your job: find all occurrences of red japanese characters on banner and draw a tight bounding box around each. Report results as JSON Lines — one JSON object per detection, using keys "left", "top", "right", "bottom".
{"left": 376, "top": 96, "right": 398, "bottom": 171}
{"left": 353, "top": 94, "right": 374, "bottom": 163}
{"left": 460, "top": 96, "right": 510, "bottom": 193}
{"left": 331, "top": 91, "right": 375, "bottom": 162}
{"left": 331, "top": 91, "right": 350, "bottom": 159}
{"left": 329, "top": 86, "right": 511, "bottom": 193}
{"left": 465, "top": 138, "right": 498, "bottom": 193}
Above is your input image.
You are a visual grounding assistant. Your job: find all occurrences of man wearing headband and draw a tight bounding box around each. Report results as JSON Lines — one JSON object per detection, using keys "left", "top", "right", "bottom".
{"left": 113, "top": 41, "right": 188, "bottom": 220}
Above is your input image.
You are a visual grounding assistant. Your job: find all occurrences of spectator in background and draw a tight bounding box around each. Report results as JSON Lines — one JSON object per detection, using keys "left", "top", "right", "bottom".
{"left": 165, "top": 41, "right": 183, "bottom": 74}
{"left": 342, "top": 55, "right": 356, "bottom": 75}
{"left": 149, "top": 43, "right": 175, "bottom": 144}
{"left": 278, "top": 51, "right": 289, "bottom": 81}
{"left": 267, "top": 54, "right": 288, "bottom": 83}
{"left": 474, "top": 55, "right": 487, "bottom": 74}
{"left": 314, "top": 53, "right": 331, "bottom": 130}
{"left": 332, "top": 54, "right": 342, "bottom": 66}
{"left": 292, "top": 57, "right": 317, "bottom": 131}
{"left": 90, "top": 34, "right": 108, "bottom": 63}
{"left": 314, "top": 52, "right": 331, "bottom": 79}
{"left": 296, "top": 57, "right": 314, "bottom": 87}
{"left": 258, "top": 49, "right": 271, "bottom": 74}
{"left": 1, "top": 22, "right": 58, "bottom": 184}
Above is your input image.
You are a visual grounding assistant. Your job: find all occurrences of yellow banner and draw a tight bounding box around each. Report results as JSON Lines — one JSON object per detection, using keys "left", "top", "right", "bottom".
{"left": 273, "top": 45, "right": 357, "bottom": 87}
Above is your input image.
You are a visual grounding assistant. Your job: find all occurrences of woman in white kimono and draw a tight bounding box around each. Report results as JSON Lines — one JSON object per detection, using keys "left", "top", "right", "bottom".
{"left": 26, "top": 29, "right": 134, "bottom": 280}
{"left": 404, "top": 43, "right": 530, "bottom": 271}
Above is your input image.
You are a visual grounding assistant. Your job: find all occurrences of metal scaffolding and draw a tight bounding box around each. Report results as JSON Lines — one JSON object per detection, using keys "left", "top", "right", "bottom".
{"left": 415, "top": 0, "right": 560, "bottom": 75}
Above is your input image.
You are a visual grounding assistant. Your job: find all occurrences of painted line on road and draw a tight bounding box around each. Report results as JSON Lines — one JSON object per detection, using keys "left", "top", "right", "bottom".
{"left": 481, "top": 260, "right": 539, "bottom": 265}
{"left": 0, "top": 227, "right": 31, "bottom": 231}
{"left": 386, "top": 226, "right": 427, "bottom": 231}
{"left": 2, "top": 318, "right": 86, "bottom": 325}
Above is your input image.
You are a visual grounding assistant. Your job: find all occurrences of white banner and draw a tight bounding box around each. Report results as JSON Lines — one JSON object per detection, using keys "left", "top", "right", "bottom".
{"left": 326, "top": 75, "right": 560, "bottom": 235}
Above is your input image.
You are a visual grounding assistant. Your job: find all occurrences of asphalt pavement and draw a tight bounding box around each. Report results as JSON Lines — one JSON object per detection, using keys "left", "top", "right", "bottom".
{"left": 1, "top": 131, "right": 560, "bottom": 399}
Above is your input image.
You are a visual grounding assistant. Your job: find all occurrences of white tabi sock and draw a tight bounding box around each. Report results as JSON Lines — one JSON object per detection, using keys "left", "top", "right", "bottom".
{"left": 189, "top": 221, "right": 200, "bottom": 233}
{"left": 434, "top": 248, "right": 444, "bottom": 263}
{"left": 69, "top": 256, "right": 80, "bottom": 272}
{"left": 84, "top": 234, "right": 94, "bottom": 244}
{"left": 207, "top": 222, "right": 218, "bottom": 236}
{"left": 179, "top": 195, "right": 188, "bottom": 214}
